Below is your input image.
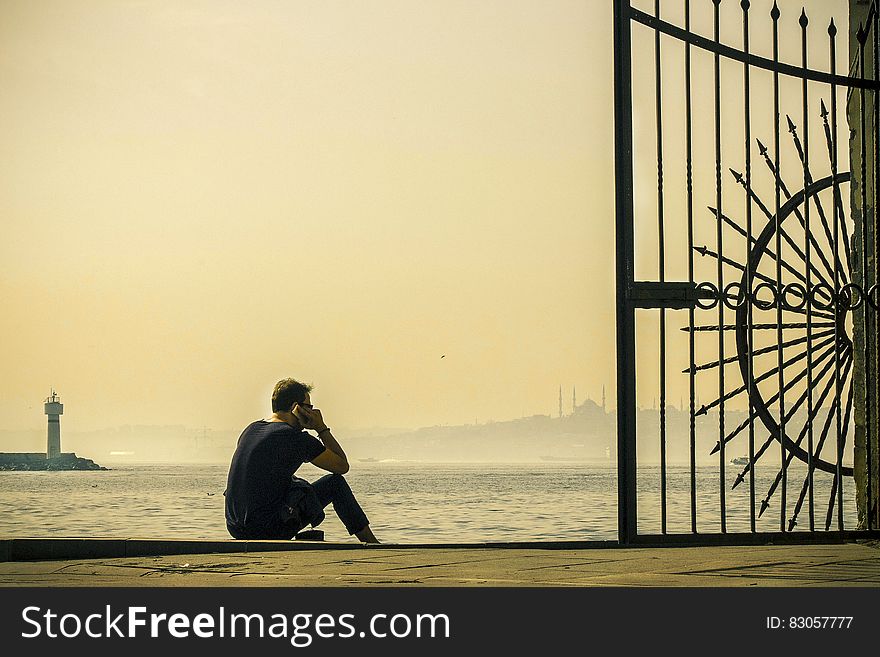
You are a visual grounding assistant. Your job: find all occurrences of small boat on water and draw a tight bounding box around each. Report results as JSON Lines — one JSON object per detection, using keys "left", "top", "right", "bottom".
{"left": 731, "top": 456, "right": 750, "bottom": 466}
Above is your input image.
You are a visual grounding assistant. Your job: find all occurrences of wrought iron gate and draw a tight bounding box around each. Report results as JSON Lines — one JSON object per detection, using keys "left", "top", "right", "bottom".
{"left": 614, "top": 0, "right": 880, "bottom": 543}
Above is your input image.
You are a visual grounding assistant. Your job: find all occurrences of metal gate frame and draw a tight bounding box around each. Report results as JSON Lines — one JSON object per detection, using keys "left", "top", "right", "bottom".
{"left": 614, "top": 0, "right": 880, "bottom": 545}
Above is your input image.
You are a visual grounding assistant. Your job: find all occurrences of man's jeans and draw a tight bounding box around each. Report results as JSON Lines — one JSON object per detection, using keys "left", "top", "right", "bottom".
{"left": 309, "top": 473, "right": 370, "bottom": 536}
{"left": 227, "top": 473, "right": 370, "bottom": 540}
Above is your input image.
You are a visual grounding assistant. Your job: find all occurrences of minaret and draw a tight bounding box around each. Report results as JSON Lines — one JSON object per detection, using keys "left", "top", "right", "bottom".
{"left": 572, "top": 386, "right": 576, "bottom": 414}
{"left": 601, "top": 385, "right": 606, "bottom": 413}
{"left": 44, "top": 389, "right": 63, "bottom": 459}
{"left": 558, "top": 386, "right": 563, "bottom": 418}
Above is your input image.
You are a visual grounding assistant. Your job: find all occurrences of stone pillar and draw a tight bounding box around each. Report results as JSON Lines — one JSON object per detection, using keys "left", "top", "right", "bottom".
{"left": 849, "top": 0, "right": 879, "bottom": 529}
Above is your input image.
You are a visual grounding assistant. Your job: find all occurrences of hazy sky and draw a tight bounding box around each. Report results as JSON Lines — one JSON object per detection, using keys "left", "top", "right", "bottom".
{"left": 0, "top": 0, "right": 853, "bottom": 438}
{"left": 0, "top": 0, "right": 615, "bottom": 434}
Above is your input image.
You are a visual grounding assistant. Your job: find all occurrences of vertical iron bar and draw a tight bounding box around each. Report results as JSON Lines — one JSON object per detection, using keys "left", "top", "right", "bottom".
{"left": 844, "top": 24, "right": 856, "bottom": 531}
{"left": 771, "top": 1, "right": 786, "bottom": 532}
{"left": 686, "top": 0, "right": 697, "bottom": 535}
{"left": 654, "top": 0, "right": 667, "bottom": 535}
{"left": 614, "top": 0, "right": 638, "bottom": 544}
{"left": 860, "top": 18, "right": 873, "bottom": 532}
{"left": 828, "top": 18, "right": 842, "bottom": 530}
{"left": 870, "top": 6, "right": 878, "bottom": 531}
{"left": 800, "top": 8, "right": 815, "bottom": 532}
{"left": 743, "top": 0, "right": 756, "bottom": 533}
{"left": 714, "top": 0, "right": 726, "bottom": 533}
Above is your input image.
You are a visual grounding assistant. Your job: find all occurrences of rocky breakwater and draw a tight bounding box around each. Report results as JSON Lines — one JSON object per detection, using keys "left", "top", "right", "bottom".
{"left": 0, "top": 452, "right": 108, "bottom": 471}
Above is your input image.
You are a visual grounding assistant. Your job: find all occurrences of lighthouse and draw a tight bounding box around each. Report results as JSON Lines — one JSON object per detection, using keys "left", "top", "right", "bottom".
{"left": 44, "top": 390, "right": 63, "bottom": 459}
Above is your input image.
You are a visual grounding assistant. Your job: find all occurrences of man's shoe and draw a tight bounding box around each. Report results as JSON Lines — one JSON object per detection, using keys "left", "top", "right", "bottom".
{"left": 294, "top": 530, "right": 324, "bottom": 541}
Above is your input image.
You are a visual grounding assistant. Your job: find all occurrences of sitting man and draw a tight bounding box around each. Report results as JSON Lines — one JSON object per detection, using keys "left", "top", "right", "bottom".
{"left": 225, "top": 378, "right": 379, "bottom": 543}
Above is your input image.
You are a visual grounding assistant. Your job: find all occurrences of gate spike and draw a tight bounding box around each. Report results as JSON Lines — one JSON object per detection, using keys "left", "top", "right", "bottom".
{"left": 751, "top": 134, "right": 847, "bottom": 289}
{"left": 759, "top": 498, "right": 770, "bottom": 516}
{"left": 786, "top": 115, "right": 797, "bottom": 133}
{"left": 707, "top": 205, "right": 820, "bottom": 288}
{"left": 690, "top": 242, "right": 788, "bottom": 289}
{"left": 770, "top": 2, "right": 780, "bottom": 20}
{"left": 799, "top": 8, "right": 808, "bottom": 28}
{"left": 820, "top": 98, "right": 854, "bottom": 274}
{"left": 707, "top": 204, "right": 747, "bottom": 237}
{"left": 828, "top": 18, "right": 837, "bottom": 38}
{"left": 788, "top": 110, "right": 851, "bottom": 279}
{"left": 757, "top": 140, "right": 775, "bottom": 171}
{"left": 741, "top": 0, "right": 749, "bottom": 11}
{"left": 756, "top": 138, "right": 768, "bottom": 157}
{"left": 729, "top": 165, "right": 772, "bottom": 218}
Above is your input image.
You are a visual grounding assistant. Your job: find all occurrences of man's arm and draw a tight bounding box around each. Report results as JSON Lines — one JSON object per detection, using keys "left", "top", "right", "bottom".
{"left": 311, "top": 428, "right": 350, "bottom": 474}
{"left": 296, "top": 405, "right": 350, "bottom": 474}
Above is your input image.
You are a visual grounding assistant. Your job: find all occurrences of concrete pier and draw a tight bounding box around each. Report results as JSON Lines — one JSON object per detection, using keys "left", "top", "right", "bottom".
{"left": 0, "top": 538, "right": 877, "bottom": 587}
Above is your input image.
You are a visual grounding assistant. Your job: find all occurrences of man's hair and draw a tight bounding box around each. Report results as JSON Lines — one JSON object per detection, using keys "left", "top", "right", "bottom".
{"left": 271, "top": 378, "right": 313, "bottom": 412}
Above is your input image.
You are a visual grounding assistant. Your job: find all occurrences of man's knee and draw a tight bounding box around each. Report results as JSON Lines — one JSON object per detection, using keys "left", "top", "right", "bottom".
{"left": 318, "top": 473, "right": 350, "bottom": 491}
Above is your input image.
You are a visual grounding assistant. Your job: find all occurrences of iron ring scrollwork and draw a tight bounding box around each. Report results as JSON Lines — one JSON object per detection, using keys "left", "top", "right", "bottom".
{"left": 695, "top": 282, "right": 720, "bottom": 309}
{"left": 809, "top": 282, "right": 835, "bottom": 311}
{"left": 722, "top": 282, "right": 748, "bottom": 310}
{"left": 781, "top": 282, "right": 807, "bottom": 311}
{"left": 838, "top": 283, "right": 864, "bottom": 311}
{"left": 868, "top": 283, "right": 879, "bottom": 310}
{"left": 752, "top": 282, "right": 778, "bottom": 310}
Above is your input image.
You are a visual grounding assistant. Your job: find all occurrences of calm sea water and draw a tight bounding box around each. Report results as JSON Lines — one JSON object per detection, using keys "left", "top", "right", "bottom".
{"left": 0, "top": 461, "right": 857, "bottom": 543}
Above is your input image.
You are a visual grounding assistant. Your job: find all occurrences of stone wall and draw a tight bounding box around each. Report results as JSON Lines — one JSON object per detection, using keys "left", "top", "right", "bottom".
{"left": 849, "top": 0, "right": 879, "bottom": 529}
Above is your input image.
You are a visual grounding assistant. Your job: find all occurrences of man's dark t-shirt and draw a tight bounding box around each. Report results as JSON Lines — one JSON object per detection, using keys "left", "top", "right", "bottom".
{"left": 225, "top": 420, "right": 325, "bottom": 539}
